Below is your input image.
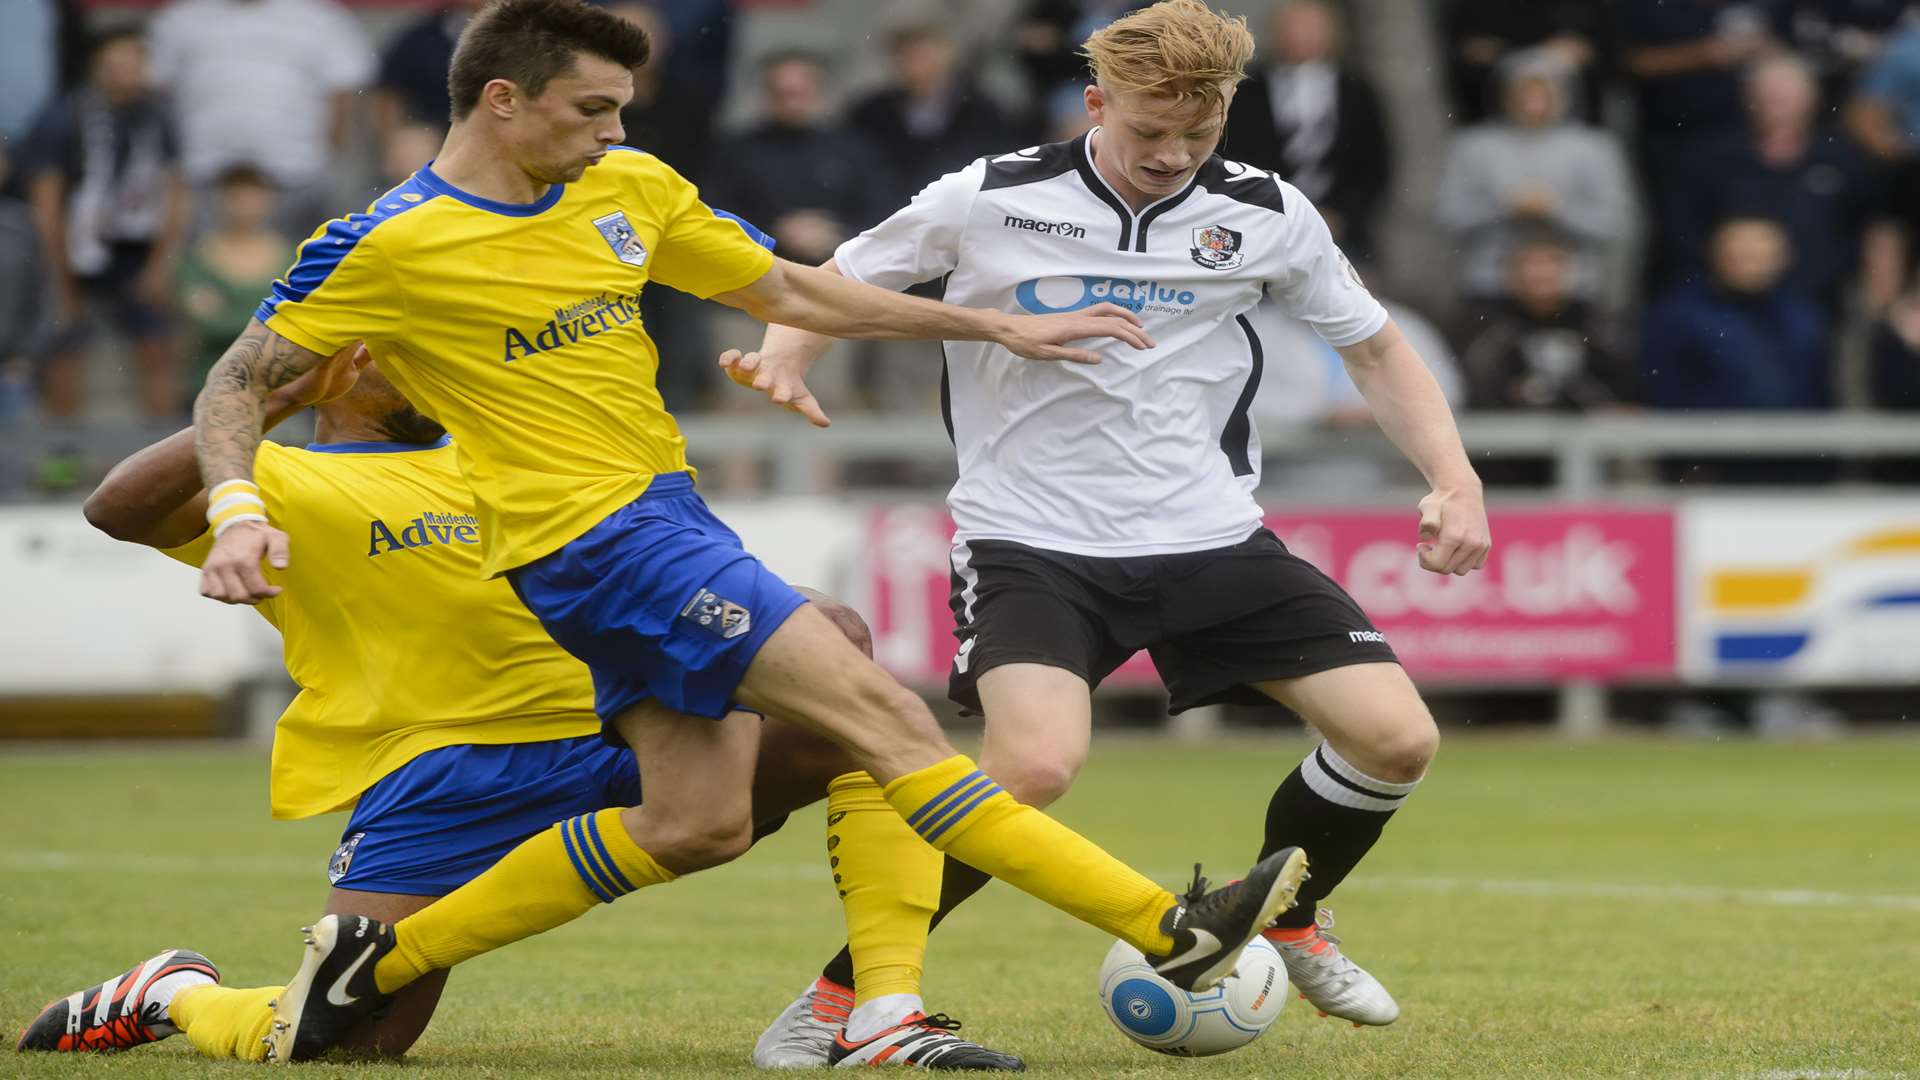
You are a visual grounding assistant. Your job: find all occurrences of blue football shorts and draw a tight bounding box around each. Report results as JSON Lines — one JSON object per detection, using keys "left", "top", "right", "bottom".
{"left": 506, "top": 471, "right": 809, "bottom": 728}
{"left": 328, "top": 735, "right": 641, "bottom": 895}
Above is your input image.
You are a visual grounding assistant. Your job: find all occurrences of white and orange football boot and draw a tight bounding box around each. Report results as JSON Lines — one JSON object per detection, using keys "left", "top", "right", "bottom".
{"left": 16, "top": 949, "right": 219, "bottom": 1053}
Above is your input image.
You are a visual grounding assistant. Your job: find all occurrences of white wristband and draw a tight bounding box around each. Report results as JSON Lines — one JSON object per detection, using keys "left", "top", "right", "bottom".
{"left": 211, "top": 512, "right": 268, "bottom": 539}
{"left": 207, "top": 491, "right": 266, "bottom": 519}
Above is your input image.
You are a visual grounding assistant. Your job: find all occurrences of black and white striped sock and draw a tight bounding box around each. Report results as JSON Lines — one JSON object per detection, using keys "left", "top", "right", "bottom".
{"left": 1260, "top": 742, "right": 1421, "bottom": 929}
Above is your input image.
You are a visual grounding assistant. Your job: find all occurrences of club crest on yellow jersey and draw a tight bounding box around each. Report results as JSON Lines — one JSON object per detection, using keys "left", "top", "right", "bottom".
{"left": 593, "top": 210, "right": 649, "bottom": 266}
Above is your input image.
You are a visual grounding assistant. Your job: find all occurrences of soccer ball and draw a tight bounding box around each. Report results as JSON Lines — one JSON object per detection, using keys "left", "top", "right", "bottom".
{"left": 1096, "top": 937, "right": 1287, "bottom": 1057}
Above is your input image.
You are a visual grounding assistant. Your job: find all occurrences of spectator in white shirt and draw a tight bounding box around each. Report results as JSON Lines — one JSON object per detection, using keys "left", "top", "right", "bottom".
{"left": 146, "top": 0, "right": 375, "bottom": 231}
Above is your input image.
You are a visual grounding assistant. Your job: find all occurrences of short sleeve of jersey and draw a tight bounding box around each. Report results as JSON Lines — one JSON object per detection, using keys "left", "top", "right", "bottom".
{"left": 1268, "top": 186, "right": 1388, "bottom": 348}
{"left": 644, "top": 164, "right": 776, "bottom": 299}
{"left": 159, "top": 529, "right": 214, "bottom": 568}
{"left": 834, "top": 159, "right": 982, "bottom": 290}
{"left": 257, "top": 219, "right": 407, "bottom": 356}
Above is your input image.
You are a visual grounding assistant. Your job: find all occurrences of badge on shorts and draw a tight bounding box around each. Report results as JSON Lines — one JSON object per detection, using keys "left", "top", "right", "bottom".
{"left": 593, "top": 210, "right": 649, "bottom": 267}
{"left": 328, "top": 831, "right": 366, "bottom": 884}
{"left": 681, "top": 588, "right": 753, "bottom": 639}
{"left": 1190, "top": 224, "right": 1245, "bottom": 271}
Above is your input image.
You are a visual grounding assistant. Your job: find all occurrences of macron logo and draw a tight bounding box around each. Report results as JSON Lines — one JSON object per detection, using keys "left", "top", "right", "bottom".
{"left": 1003, "top": 215, "right": 1086, "bottom": 239}
{"left": 1348, "top": 630, "right": 1387, "bottom": 644}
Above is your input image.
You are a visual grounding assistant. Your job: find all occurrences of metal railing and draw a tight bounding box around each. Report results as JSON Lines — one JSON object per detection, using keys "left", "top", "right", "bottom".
{"left": 5, "top": 411, "right": 1919, "bottom": 501}
{"left": 667, "top": 411, "right": 1920, "bottom": 497}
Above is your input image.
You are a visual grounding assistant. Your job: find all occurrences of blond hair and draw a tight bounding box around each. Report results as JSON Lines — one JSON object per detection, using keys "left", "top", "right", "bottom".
{"left": 1081, "top": 0, "right": 1255, "bottom": 115}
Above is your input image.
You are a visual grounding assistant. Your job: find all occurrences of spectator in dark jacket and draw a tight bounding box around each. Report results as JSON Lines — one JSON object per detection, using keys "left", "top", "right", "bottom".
{"left": 1661, "top": 52, "right": 1894, "bottom": 311}
{"left": 848, "top": 23, "right": 1022, "bottom": 207}
{"left": 1458, "top": 230, "right": 1635, "bottom": 412}
{"left": 1617, "top": 0, "right": 1786, "bottom": 148}
{"left": 371, "top": 0, "right": 485, "bottom": 133}
{"left": 652, "top": 0, "right": 733, "bottom": 122}
{"left": 1225, "top": 0, "right": 1389, "bottom": 264}
{"left": 20, "top": 29, "right": 187, "bottom": 420}
{"left": 608, "top": 1, "right": 712, "bottom": 181}
{"left": 1643, "top": 215, "right": 1828, "bottom": 411}
{"left": 705, "top": 52, "right": 896, "bottom": 266}
{"left": 1644, "top": 214, "right": 1833, "bottom": 484}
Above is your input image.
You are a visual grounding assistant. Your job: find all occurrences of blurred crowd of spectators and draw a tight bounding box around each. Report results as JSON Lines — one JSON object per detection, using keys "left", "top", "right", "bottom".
{"left": 7, "top": 0, "right": 1920, "bottom": 490}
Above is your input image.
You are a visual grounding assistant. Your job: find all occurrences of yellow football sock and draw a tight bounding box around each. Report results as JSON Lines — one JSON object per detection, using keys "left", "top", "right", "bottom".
{"left": 884, "top": 756, "right": 1175, "bottom": 954}
{"left": 374, "top": 807, "right": 675, "bottom": 994}
{"left": 827, "top": 771, "right": 942, "bottom": 1004}
{"left": 170, "top": 984, "right": 278, "bottom": 1062}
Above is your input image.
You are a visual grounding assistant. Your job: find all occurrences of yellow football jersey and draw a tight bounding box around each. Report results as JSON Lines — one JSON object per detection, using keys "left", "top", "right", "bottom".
{"left": 164, "top": 439, "right": 600, "bottom": 820}
{"left": 259, "top": 148, "right": 775, "bottom": 577}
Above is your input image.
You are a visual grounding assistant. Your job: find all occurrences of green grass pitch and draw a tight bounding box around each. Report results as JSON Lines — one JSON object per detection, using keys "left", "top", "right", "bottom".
{"left": 3, "top": 734, "right": 1917, "bottom": 1078}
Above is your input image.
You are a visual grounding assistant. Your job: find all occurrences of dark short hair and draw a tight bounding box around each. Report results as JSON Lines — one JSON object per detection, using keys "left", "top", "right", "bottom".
{"left": 448, "top": 0, "right": 652, "bottom": 121}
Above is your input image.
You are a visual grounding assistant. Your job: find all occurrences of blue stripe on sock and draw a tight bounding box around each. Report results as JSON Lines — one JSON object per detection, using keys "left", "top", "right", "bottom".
{"left": 574, "top": 815, "right": 628, "bottom": 900}
{"left": 921, "top": 783, "right": 1004, "bottom": 844}
{"left": 910, "top": 774, "right": 992, "bottom": 838}
{"left": 571, "top": 815, "right": 626, "bottom": 900}
{"left": 561, "top": 816, "right": 618, "bottom": 904}
{"left": 906, "top": 771, "right": 986, "bottom": 830}
{"left": 584, "top": 811, "right": 638, "bottom": 896}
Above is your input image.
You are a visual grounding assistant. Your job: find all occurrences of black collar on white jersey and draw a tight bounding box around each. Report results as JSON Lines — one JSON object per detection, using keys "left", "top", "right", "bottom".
{"left": 1070, "top": 129, "right": 1203, "bottom": 254}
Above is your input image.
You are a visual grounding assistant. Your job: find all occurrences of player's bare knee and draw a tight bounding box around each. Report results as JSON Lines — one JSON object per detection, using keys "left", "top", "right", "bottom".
{"left": 1373, "top": 710, "right": 1438, "bottom": 783}
{"left": 795, "top": 586, "right": 875, "bottom": 659}
{"left": 624, "top": 803, "right": 754, "bottom": 873}
{"left": 990, "top": 751, "right": 1082, "bottom": 807}
{"left": 648, "top": 815, "right": 755, "bottom": 873}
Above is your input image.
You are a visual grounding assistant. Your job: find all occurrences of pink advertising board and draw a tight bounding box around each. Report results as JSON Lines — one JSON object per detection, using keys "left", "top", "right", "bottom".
{"left": 857, "top": 506, "right": 1676, "bottom": 686}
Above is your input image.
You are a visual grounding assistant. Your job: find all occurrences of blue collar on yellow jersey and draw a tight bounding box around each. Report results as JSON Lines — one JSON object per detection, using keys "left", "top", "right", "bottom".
{"left": 416, "top": 162, "right": 565, "bottom": 217}
{"left": 305, "top": 435, "right": 452, "bottom": 454}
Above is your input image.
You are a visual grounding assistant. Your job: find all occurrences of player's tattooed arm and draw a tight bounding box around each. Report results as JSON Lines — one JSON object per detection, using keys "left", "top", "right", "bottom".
{"left": 190, "top": 320, "right": 330, "bottom": 604}
{"left": 192, "top": 320, "right": 327, "bottom": 489}
{"left": 90, "top": 343, "right": 367, "bottom": 549}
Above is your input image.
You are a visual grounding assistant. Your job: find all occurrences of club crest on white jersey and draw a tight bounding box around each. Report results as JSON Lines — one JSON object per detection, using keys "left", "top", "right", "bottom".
{"left": 1190, "top": 224, "right": 1245, "bottom": 270}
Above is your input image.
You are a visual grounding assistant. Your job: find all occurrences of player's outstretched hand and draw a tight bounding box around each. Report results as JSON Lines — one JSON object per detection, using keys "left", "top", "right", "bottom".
{"left": 1415, "top": 485, "right": 1492, "bottom": 576}
{"left": 200, "top": 520, "right": 289, "bottom": 604}
{"left": 718, "top": 347, "right": 831, "bottom": 428}
{"left": 996, "top": 302, "right": 1156, "bottom": 364}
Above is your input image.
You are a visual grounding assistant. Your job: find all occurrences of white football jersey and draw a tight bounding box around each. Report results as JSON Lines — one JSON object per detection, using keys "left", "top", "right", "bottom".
{"left": 835, "top": 128, "right": 1387, "bottom": 557}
